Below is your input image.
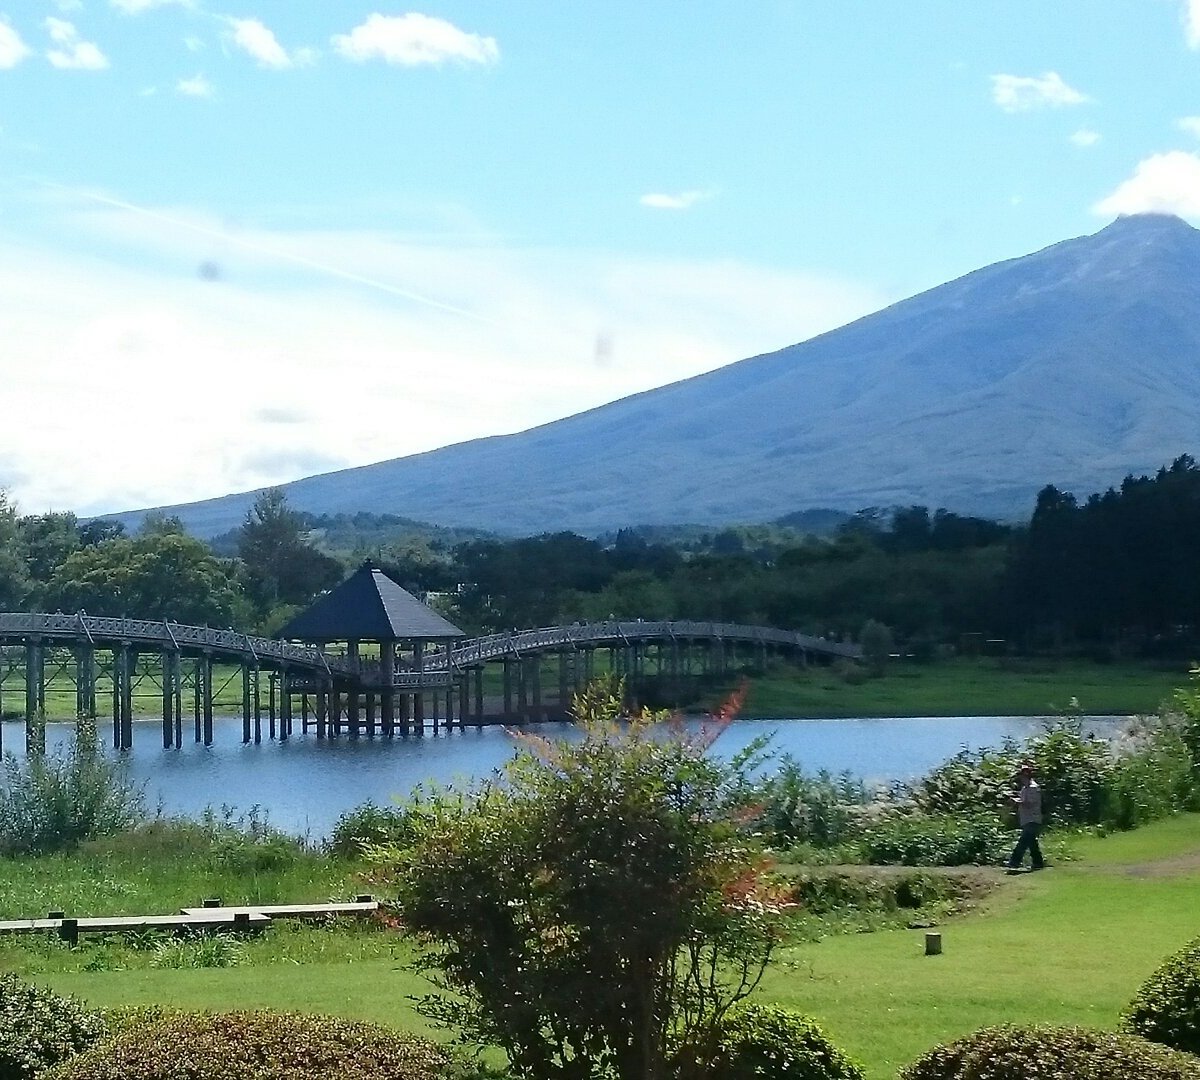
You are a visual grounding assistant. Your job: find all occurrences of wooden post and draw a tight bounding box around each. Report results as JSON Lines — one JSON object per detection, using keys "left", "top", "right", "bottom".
{"left": 202, "top": 653, "right": 214, "bottom": 747}
{"left": 252, "top": 666, "right": 262, "bottom": 744}
{"left": 280, "top": 670, "right": 292, "bottom": 740}
{"left": 347, "top": 641, "right": 360, "bottom": 738}
{"left": 380, "top": 640, "right": 396, "bottom": 737}
{"left": 241, "top": 664, "right": 252, "bottom": 744}
{"left": 24, "top": 639, "right": 44, "bottom": 755}
{"left": 162, "top": 650, "right": 176, "bottom": 750}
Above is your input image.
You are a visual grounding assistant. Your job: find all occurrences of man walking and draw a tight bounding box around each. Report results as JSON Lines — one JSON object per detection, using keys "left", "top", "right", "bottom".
{"left": 1006, "top": 760, "right": 1044, "bottom": 872}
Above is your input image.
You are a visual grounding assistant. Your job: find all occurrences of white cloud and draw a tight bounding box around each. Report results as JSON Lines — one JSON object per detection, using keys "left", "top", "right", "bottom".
{"left": 332, "top": 13, "right": 498, "bottom": 67}
{"left": 110, "top": 0, "right": 193, "bottom": 12}
{"left": 45, "top": 17, "right": 109, "bottom": 70}
{"left": 184, "top": 35, "right": 204, "bottom": 52}
{"left": 53, "top": 0, "right": 84, "bottom": 11}
{"left": 1177, "top": 116, "right": 1200, "bottom": 138}
{"left": 225, "top": 17, "right": 314, "bottom": 70}
{"left": 176, "top": 72, "right": 212, "bottom": 97}
{"left": 991, "top": 71, "right": 1089, "bottom": 112}
{"left": 639, "top": 190, "right": 714, "bottom": 211}
{"left": 0, "top": 187, "right": 886, "bottom": 515}
{"left": 0, "top": 20, "right": 31, "bottom": 69}
{"left": 1184, "top": 0, "right": 1200, "bottom": 48}
{"left": 1093, "top": 151, "right": 1200, "bottom": 217}
{"left": 1069, "top": 128, "right": 1101, "bottom": 148}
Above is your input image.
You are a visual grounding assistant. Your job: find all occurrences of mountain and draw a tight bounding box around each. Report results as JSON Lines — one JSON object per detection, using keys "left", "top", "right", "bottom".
{"left": 109, "top": 213, "right": 1200, "bottom": 537}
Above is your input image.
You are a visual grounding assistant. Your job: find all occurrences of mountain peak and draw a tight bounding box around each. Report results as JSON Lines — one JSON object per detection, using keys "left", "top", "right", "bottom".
{"left": 1097, "top": 212, "right": 1196, "bottom": 237}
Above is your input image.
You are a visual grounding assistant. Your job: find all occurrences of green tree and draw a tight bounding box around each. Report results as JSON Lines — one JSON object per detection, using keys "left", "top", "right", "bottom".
{"left": 46, "top": 532, "right": 246, "bottom": 625}
{"left": 370, "top": 681, "right": 782, "bottom": 1080}
{"left": 238, "top": 488, "right": 342, "bottom": 612}
{"left": 0, "top": 491, "right": 30, "bottom": 608}
{"left": 859, "top": 619, "right": 894, "bottom": 676}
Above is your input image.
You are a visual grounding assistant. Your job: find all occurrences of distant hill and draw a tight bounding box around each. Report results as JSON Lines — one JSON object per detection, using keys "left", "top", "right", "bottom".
{"left": 105, "top": 213, "right": 1200, "bottom": 537}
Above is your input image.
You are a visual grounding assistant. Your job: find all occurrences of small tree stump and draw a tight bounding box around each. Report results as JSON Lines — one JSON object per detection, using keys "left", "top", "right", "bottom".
{"left": 925, "top": 932, "right": 942, "bottom": 956}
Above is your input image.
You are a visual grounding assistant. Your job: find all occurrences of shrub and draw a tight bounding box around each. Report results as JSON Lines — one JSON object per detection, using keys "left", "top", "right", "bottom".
{"left": 327, "top": 801, "right": 419, "bottom": 858}
{"left": 0, "top": 740, "right": 144, "bottom": 855}
{"left": 42, "top": 1010, "right": 454, "bottom": 1080}
{"left": 748, "top": 758, "right": 869, "bottom": 850}
{"left": 899, "top": 1024, "right": 1200, "bottom": 1079}
{"left": 678, "top": 1004, "right": 864, "bottom": 1080}
{"left": 1122, "top": 935, "right": 1200, "bottom": 1055}
{"left": 371, "top": 680, "right": 783, "bottom": 1080}
{"left": 856, "top": 813, "right": 1010, "bottom": 866}
{"left": 1105, "top": 725, "right": 1197, "bottom": 829}
{"left": 0, "top": 972, "right": 107, "bottom": 1080}
{"left": 787, "top": 870, "right": 962, "bottom": 914}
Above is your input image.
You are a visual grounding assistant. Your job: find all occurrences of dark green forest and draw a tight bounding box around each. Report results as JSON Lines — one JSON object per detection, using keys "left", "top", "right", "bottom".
{"left": 4, "top": 455, "right": 1200, "bottom": 658}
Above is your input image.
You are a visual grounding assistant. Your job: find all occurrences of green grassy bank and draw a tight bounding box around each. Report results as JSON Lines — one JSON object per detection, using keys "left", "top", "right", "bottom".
{"left": 732, "top": 656, "right": 1190, "bottom": 719}
{"left": 10, "top": 814, "right": 1200, "bottom": 1078}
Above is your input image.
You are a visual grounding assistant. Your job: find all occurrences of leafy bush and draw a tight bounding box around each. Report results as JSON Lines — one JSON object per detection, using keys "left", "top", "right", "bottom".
{"left": 1122, "top": 935, "right": 1200, "bottom": 1055}
{"left": 328, "top": 801, "right": 419, "bottom": 858}
{"left": 747, "top": 757, "right": 870, "bottom": 849}
{"left": 371, "top": 680, "right": 784, "bottom": 1080}
{"left": 1105, "top": 725, "right": 1197, "bottom": 829}
{"left": 0, "top": 972, "right": 107, "bottom": 1080}
{"left": 912, "top": 724, "right": 1115, "bottom": 829}
{"left": 0, "top": 740, "right": 144, "bottom": 855}
{"left": 678, "top": 1004, "right": 864, "bottom": 1080}
{"left": 787, "top": 870, "right": 962, "bottom": 914}
{"left": 899, "top": 1024, "right": 1200, "bottom": 1079}
{"left": 42, "top": 1010, "right": 454, "bottom": 1080}
{"left": 856, "top": 812, "right": 1010, "bottom": 866}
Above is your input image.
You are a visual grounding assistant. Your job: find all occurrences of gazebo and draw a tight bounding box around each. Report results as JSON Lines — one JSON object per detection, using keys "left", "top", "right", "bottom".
{"left": 279, "top": 561, "right": 465, "bottom": 735}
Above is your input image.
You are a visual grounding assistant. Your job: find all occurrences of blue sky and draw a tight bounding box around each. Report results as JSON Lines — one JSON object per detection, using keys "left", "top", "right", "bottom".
{"left": 3, "top": 1, "right": 1200, "bottom": 516}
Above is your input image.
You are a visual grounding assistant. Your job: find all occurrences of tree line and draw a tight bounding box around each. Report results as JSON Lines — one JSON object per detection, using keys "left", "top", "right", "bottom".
{"left": 2, "top": 454, "right": 1200, "bottom": 655}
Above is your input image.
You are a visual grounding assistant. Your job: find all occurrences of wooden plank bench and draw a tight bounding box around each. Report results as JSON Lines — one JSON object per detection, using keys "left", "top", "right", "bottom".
{"left": 0, "top": 897, "right": 379, "bottom": 942}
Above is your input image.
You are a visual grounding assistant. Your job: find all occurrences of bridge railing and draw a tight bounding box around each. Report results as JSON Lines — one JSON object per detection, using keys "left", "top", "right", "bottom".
{"left": 0, "top": 614, "right": 860, "bottom": 677}
{"left": 437, "top": 620, "right": 859, "bottom": 667}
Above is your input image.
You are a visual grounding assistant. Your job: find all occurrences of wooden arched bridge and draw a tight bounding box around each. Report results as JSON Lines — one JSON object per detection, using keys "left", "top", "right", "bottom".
{"left": 0, "top": 612, "right": 859, "bottom": 752}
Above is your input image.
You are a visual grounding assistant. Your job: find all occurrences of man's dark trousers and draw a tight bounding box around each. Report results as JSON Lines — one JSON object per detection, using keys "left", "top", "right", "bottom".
{"left": 1008, "top": 822, "right": 1044, "bottom": 870}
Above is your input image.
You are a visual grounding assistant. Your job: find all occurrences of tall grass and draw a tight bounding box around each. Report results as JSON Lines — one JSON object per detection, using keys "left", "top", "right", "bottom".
{"left": 0, "top": 732, "right": 145, "bottom": 855}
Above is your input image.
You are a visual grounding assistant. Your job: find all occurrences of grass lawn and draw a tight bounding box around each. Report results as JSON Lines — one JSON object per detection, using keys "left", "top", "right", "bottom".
{"left": 733, "top": 656, "right": 1191, "bottom": 719}
{"left": 24, "top": 814, "right": 1200, "bottom": 1079}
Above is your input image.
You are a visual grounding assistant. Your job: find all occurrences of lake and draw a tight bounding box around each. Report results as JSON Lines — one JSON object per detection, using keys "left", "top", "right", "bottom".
{"left": 0, "top": 714, "right": 1122, "bottom": 840}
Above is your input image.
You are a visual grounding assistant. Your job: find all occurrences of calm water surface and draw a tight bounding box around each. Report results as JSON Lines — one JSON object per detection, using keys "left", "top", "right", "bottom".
{"left": 0, "top": 714, "right": 1121, "bottom": 840}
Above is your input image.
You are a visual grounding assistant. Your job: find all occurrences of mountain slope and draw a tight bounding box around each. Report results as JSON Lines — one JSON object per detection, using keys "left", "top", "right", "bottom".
{"left": 111, "top": 213, "right": 1200, "bottom": 536}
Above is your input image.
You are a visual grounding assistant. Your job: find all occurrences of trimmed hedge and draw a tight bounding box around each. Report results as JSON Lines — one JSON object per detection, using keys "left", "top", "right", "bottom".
{"left": 679, "top": 1004, "right": 865, "bottom": 1080}
{"left": 42, "top": 1010, "right": 454, "bottom": 1080}
{"left": 0, "top": 972, "right": 107, "bottom": 1080}
{"left": 1122, "top": 935, "right": 1200, "bottom": 1055}
{"left": 899, "top": 1024, "right": 1200, "bottom": 1079}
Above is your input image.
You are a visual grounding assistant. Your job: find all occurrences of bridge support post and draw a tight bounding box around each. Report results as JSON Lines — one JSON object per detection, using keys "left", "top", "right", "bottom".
{"left": 365, "top": 691, "right": 376, "bottom": 737}
{"left": 76, "top": 645, "right": 96, "bottom": 747}
{"left": 558, "top": 651, "right": 570, "bottom": 719}
{"left": 201, "top": 653, "right": 214, "bottom": 746}
{"left": 119, "top": 646, "right": 135, "bottom": 751}
{"left": 192, "top": 657, "right": 202, "bottom": 743}
{"left": 281, "top": 671, "right": 292, "bottom": 740}
{"left": 301, "top": 692, "right": 310, "bottom": 735}
{"left": 268, "top": 673, "right": 277, "bottom": 740}
{"left": 316, "top": 685, "right": 327, "bottom": 739}
{"left": 473, "top": 667, "right": 483, "bottom": 726}
{"left": 380, "top": 641, "right": 396, "bottom": 737}
{"left": 530, "top": 656, "right": 541, "bottom": 721}
{"left": 346, "top": 642, "right": 360, "bottom": 738}
{"left": 241, "top": 665, "right": 251, "bottom": 744}
{"left": 163, "top": 650, "right": 179, "bottom": 750}
{"left": 517, "top": 659, "right": 528, "bottom": 721}
{"left": 253, "top": 667, "right": 262, "bottom": 744}
{"left": 25, "top": 639, "right": 45, "bottom": 755}
{"left": 502, "top": 658, "right": 513, "bottom": 721}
